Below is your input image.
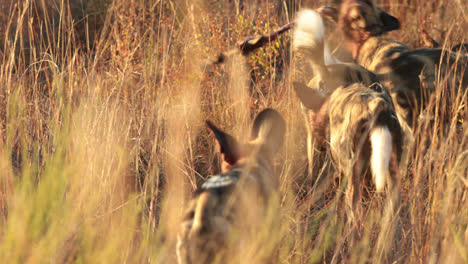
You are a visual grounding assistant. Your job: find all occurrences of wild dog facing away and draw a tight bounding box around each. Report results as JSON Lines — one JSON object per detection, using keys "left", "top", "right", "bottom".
{"left": 176, "top": 109, "right": 286, "bottom": 264}
{"left": 293, "top": 8, "right": 391, "bottom": 179}
{"left": 331, "top": 0, "right": 468, "bottom": 129}
{"left": 293, "top": 9, "right": 404, "bottom": 260}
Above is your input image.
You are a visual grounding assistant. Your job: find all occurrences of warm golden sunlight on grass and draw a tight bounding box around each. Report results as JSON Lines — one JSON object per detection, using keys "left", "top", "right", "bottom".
{"left": 0, "top": 0, "right": 466, "bottom": 263}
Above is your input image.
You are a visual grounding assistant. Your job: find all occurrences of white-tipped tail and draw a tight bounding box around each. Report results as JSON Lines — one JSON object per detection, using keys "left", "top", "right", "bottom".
{"left": 293, "top": 9, "right": 340, "bottom": 66}
{"left": 370, "top": 126, "right": 392, "bottom": 192}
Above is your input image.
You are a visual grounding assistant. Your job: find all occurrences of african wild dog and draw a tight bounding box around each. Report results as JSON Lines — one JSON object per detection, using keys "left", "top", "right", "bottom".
{"left": 294, "top": 8, "right": 394, "bottom": 180}
{"left": 332, "top": 0, "right": 408, "bottom": 70}
{"left": 176, "top": 108, "right": 286, "bottom": 264}
{"left": 294, "top": 8, "right": 364, "bottom": 178}
{"left": 326, "top": 0, "right": 468, "bottom": 128}
{"left": 293, "top": 9, "right": 403, "bottom": 219}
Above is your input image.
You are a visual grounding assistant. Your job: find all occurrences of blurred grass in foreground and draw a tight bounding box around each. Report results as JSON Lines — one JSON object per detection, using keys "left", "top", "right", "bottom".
{"left": 0, "top": 0, "right": 466, "bottom": 263}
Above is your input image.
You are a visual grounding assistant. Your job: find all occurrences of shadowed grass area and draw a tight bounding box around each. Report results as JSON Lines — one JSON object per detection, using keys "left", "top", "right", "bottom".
{"left": 0, "top": 0, "right": 467, "bottom": 263}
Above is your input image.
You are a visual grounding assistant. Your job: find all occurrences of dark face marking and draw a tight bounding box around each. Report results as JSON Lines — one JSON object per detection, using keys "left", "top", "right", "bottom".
{"left": 339, "top": 0, "right": 400, "bottom": 44}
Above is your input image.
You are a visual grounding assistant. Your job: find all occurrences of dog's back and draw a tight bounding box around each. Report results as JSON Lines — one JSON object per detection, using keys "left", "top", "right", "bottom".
{"left": 327, "top": 84, "right": 402, "bottom": 191}
{"left": 177, "top": 171, "right": 239, "bottom": 264}
{"left": 357, "top": 37, "right": 410, "bottom": 73}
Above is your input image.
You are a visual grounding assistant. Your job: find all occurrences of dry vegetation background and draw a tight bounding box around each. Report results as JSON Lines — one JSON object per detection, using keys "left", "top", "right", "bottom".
{"left": 0, "top": 0, "right": 467, "bottom": 263}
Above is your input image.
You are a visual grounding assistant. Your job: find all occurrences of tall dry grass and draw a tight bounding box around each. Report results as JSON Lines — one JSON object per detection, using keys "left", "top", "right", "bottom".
{"left": 0, "top": 0, "right": 466, "bottom": 263}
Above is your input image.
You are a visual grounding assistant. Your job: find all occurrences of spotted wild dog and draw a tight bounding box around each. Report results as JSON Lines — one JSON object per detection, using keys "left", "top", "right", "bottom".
{"left": 176, "top": 108, "right": 286, "bottom": 264}
{"left": 293, "top": 9, "right": 403, "bottom": 221}
{"left": 326, "top": 0, "right": 468, "bottom": 128}
{"left": 293, "top": 8, "right": 394, "bottom": 179}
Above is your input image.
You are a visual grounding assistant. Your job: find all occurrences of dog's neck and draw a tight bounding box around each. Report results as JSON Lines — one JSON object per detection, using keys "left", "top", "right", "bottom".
{"left": 341, "top": 31, "right": 368, "bottom": 61}
{"left": 349, "top": 35, "right": 374, "bottom": 61}
{"left": 350, "top": 35, "right": 388, "bottom": 64}
{"left": 350, "top": 41, "right": 362, "bottom": 61}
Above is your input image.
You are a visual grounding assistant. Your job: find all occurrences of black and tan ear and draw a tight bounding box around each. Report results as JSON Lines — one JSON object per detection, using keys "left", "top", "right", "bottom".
{"left": 368, "top": 0, "right": 400, "bottom": 33}
{"left": 206, "top": 120, "right": 241, "bottom": 166}
{"left": 378, "top": 8, "right": 400, "bottom": 32}
{"left": 250, "top": 108, "right": 286, "bottom": 154}
{"left": 293, "top": 82, "right": 328, "bottom": 111}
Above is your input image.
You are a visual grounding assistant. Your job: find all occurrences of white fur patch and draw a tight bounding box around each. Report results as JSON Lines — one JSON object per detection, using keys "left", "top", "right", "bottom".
{"left": 293, "top": 9, "right": 341, "bottom": 65}
{"left": 370, "top": 126, "right": 392, "bottom": 192}
{"left": 293, "top": 9, "right": 324, "bottom": 53}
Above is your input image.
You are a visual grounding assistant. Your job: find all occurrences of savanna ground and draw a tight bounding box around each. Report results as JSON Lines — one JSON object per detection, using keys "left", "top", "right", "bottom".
{"left": 0, "top": 0, "right": 467, "bottom": 263}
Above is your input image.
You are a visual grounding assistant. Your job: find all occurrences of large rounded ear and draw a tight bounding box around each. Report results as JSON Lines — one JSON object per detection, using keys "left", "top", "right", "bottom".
{"left": 379, "top": 9, "right": 400, "bottom": 31}
{"left": 293, "top": 81, "right": 328, "bottom": 111}
{"left": 250, "top": 108, "right": 286, "bottom": 153}
{"left": 206, "top": 120, "right": 241, "bottom": 166}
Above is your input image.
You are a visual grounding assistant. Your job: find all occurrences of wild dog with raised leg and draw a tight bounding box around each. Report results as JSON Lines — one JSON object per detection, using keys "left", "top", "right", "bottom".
{"left": 293, "top": 8, "right": 392, "bottom": 180}
{"left": 293, "top": 10, "right": 403, "bottom": 260}
{"left": 176, "top": 109, "right": 286, "bottom": 264}
{"left": 293, "top": 7, "right": 403, "bottom": 213}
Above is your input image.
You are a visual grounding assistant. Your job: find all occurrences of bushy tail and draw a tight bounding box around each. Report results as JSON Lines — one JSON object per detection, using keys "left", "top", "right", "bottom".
{"left": 369, "top": 126, "right": 392, "bottom": 192}
{"left": 293, "top": 9, "right": 340, "bottom": 70}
